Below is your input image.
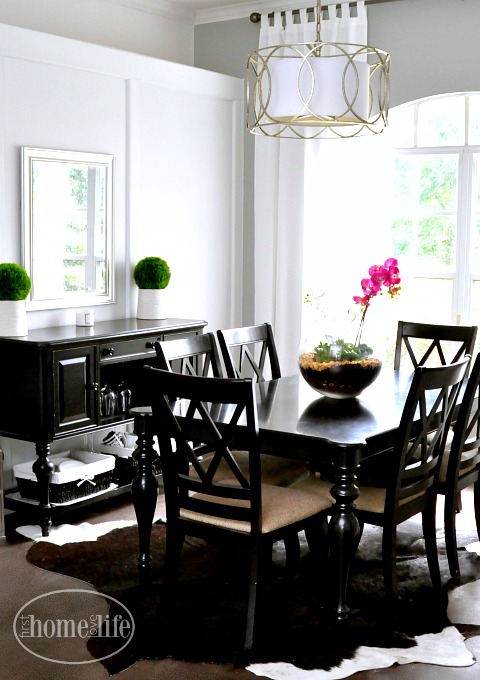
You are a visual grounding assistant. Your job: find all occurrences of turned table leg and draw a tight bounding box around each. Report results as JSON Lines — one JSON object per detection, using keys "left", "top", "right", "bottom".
{"left": 328, "top": 444, "right": 362, "bottom": 620}
{"left": 32, "top": 443, "right": 54, "bottom": 537}
{"left": 130, "top": 407, "right": 159, "bottom": 580}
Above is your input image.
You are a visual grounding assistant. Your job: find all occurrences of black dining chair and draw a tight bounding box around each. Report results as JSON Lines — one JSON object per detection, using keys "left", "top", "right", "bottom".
{"left": 392, "top": 320, "right": 477, "bottom": 510}
{"left": 154, "top": 333, "right": 307, "bottom": 488}
{"left": 393, "top": 320, "right": 477, "bottom": 370}
{"left": 155, "top": 332, "right": 223, "bottom": 377}
{"left": 217, "top": 322, "right": 281, "bottom": 381}
{"left": 358, "top": 320, "right": 477, "bottom": 488}
{"left": 353, "top": 357, "right": 471, "bottom": 601}
{"left": 437, "top": 351, "right": 480, "bottom": 579}
{"left": 302, "top": 357, "right": 471, "bottom": 602}
{"left": 143, "top": 367, "right": 332, "bottom": 656}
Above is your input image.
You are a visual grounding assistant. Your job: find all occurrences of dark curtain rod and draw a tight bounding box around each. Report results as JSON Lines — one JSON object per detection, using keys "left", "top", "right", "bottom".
{"left": 250, "top": 0, "right": 398, "bottom": 23}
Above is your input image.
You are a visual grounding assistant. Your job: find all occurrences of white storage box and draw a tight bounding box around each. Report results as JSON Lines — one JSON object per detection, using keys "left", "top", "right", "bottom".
{"left": 14, "top": 450, "right": 115, "bottom": 504}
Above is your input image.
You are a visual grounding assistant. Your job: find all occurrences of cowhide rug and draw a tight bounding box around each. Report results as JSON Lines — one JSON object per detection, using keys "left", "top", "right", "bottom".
{"left": 25, "top": 518, "right": 480, "bottom": 678}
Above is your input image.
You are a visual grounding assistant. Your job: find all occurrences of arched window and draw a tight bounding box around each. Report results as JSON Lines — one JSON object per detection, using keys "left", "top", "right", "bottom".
{"left": 302, "top": 92, "right": 480, "bottom": 366}
{"left": 388, "top": 93, "right": 480, "bottom": 331}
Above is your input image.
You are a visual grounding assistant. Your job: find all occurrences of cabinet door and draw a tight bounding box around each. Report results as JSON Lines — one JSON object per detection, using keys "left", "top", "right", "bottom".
{"left": 53, "top": 346, "right": 97, "bottom": 435}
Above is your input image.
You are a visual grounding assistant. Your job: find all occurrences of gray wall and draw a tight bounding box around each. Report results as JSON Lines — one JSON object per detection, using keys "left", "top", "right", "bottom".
{"left": 194, "top": 0, "right": 480, "bottom": 324}
{"left": 195, "top": 18, "right": 258, "bottom": 324}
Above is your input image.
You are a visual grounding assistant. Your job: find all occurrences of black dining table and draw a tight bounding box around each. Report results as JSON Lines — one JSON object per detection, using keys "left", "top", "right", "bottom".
{"left": 131, "top": 368, "right": 418, "bottom": 620}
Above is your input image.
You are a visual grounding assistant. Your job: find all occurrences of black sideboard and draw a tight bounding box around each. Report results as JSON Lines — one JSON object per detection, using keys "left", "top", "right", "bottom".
{"left": 0, "top": 317, "right": 207, "bottom": 535}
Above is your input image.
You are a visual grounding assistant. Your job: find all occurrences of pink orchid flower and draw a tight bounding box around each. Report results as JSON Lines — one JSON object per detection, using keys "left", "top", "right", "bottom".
{"left": 353, "top": 258, "right": 401, "bottom": 346}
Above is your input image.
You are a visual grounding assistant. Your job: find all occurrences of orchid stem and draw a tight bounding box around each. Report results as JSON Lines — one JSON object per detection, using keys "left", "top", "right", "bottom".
{"left": 355, "top": 306, "right": 368, "bottom": 347}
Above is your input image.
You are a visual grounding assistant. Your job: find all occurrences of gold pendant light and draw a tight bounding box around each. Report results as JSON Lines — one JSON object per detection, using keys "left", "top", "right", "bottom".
{"left": 246, "top": 1, "right": 390, "bottom": 139}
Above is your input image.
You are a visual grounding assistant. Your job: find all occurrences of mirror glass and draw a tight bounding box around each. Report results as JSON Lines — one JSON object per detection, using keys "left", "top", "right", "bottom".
{"left": 22, "top": 147, "right": 114, "bottom": 310}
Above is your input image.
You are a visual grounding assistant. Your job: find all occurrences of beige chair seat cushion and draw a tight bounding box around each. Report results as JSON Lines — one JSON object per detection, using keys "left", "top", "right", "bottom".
{"left": 354, "top": 485, "right": 425, "bottom": 513}
{"left": 268, "top": 469, "right": 425, "bottom": 515}
{"left": 181, "top": 480, "right": 333, "bottom": 534}
{"left": 437, "top": 429, "right": 477, "bottom": 483}
{"left": 194, "top": 451, "right": 308, "bottom": 487}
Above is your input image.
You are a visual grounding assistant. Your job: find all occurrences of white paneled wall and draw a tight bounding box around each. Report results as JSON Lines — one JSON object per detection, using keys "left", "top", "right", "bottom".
{"left": 0, "top": 21, "right": 244, "bottom": 486}
{"left": 129, "top": 79, "right": 243, "bottom": 331}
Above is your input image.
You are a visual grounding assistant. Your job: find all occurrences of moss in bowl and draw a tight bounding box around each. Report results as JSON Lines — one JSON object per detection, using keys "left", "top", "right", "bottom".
{"left": 0, "top": 263, "right": 32, "bottom": 300}
{"left": 133, "top": 257, "right": 171, "bottom": 290}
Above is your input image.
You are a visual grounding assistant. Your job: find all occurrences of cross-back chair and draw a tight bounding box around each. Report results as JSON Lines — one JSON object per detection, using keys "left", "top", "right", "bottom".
{"left": 352, "top": 357, "right": 471, "bottom": 601}
{"left": 217, "top": 323, "right": 281, "bottom": 382}
{"left": 393, "top": 320, "right": 477, "bottom": 371}
{"left": 155, "top": 332, "right": 222, "bottom": 377}
{"left": 392, "top": 320, "right": 477, "bottom": 514}
{"left": 143, "top": 366, "right": 332, "bottom": 656}
{"left": 437, "top": 351, "right": 480, "bottom": 579}
{"left": 154, "top": 333, "right": 307, "bottom": 489}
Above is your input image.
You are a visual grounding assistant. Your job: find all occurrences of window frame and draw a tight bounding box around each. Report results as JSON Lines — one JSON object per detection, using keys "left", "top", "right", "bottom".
{"left": 390, "top": 93, "right": 480, "bottom": 327}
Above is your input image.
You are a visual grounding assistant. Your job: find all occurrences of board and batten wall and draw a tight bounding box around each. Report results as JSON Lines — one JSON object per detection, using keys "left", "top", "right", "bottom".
{"left": 0, "top": 20, "right": 243, "bottom": 485}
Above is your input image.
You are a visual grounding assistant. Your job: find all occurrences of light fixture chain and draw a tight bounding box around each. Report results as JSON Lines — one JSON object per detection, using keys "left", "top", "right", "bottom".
{"left": 316, "top": 0, "right": 321, "bottom": 42}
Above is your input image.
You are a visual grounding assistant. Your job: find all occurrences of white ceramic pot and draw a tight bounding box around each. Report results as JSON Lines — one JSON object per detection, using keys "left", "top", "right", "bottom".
{"left": 0, "top": 300, "right": 28, "bottom": 336}
{"left": 136, "top": 288, "right": 165, "bottom": 320}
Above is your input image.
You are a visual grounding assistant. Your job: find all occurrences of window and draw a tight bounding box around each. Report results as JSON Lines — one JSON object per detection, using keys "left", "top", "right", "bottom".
{"left": 301, "top": 92, "right": 480, "bottom": 365}
{"left": 389, "top": 93, "right": 480, "bottom": 339}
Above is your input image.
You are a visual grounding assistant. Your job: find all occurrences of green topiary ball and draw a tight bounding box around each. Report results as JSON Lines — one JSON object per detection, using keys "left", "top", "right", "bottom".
{"left": 0, "top": 263, "right": 32, "bottom": 301}
{"left": 133, "top": 257, "right": 171, "bottom": 290}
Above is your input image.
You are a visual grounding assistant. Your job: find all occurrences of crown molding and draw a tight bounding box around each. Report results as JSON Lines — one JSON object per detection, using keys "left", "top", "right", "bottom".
{"left": 194, "top": 1, "right": 311, "bottom": 25}
{"left": 107, "top": 0, "right": 313, "bottom": 27}
{"left": 108, "top": 0, "right": 195, "bottom": 25}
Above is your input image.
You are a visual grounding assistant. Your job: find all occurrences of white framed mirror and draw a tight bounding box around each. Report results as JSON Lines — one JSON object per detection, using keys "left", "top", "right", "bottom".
{"left": 22, "top": 147, "right": 115, "bottom": 310}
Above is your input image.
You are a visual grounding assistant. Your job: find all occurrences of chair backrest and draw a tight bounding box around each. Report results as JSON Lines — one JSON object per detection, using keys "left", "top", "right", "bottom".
{"left": 393, "top": 320, "right": 477, "bottom": 370}
{"left": 143, "top": 366, "right": 261, "bottom": 532}
{"left": 217, "top": 323, "right": 281, "bottom": 382}
{"left": 155, "top": 332, "right": 223, "bottom": 378}
{"left": 387, "top": 356, "right": 471, "bottom": 518}
{"left": 442, "top": 351, "right": 480, "bottom": 487}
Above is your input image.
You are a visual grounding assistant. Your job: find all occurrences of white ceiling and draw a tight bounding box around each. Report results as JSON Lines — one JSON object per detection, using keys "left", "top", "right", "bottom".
{"left": 121, "top": 0, "right": 312, "bottom": 25}
{"left": 117, "top": 1, "right": 395, "bottom": 26}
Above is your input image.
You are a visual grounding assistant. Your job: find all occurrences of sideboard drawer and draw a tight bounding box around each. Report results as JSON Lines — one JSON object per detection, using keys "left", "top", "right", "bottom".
{"left": 99, "top": 336, "right": 159, "bottom": 363}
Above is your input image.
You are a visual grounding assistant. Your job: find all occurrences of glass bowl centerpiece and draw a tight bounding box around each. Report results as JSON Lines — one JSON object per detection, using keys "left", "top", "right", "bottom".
{"left": 299, "top": 258, "right": 401, "bottom": 399}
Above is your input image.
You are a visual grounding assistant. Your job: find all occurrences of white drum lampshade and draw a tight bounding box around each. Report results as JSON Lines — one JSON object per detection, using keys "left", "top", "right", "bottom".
{"left": 246, "top": 1, "right": 390, "bottom": 140}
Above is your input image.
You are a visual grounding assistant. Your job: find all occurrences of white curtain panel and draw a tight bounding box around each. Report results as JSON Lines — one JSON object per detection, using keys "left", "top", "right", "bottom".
{"left": 254, "top": 2, "right": 368, "bottom": 375}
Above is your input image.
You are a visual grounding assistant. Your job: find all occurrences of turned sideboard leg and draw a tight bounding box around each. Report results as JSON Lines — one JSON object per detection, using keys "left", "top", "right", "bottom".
{"left": 32, "top": 443, "right": 54, "bottom": 537}
{"left": 130, "top": 407, "right": 159, "bottom": 581}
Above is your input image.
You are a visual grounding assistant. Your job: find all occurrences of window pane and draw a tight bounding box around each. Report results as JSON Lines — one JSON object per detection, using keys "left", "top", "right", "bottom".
{"left": 392, "top": 154, "right": 458, "bottom": 272}
{"left": 468, "top": 95, "right": 480, "bottom": 144}
{"left": 383, "top": 278, "right": 454, "bottom": 365}
{"left": 471, "top": 155, "right": 480, "bottom": 275}
{"left": 418, "top": 216, "right": 456, "bottom": 270}
{"left": 419, "top": 155, "right": 458, "bottom": 211}
{"left": 63, "top": 261, "right": 86, "bottom": 292}
{"left": 417, "top": 96, "right": 465, "bottom": 146}
{"left": 470, "top": 281, "right": 480, "bottom": 357}
{"left": 387, "top": 105, "right": 414, "bottom": 147}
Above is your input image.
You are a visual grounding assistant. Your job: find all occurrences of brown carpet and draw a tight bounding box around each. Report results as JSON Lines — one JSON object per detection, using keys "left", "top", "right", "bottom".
{"left": 25, "top": 518, "right": 480, "bottom": 676}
